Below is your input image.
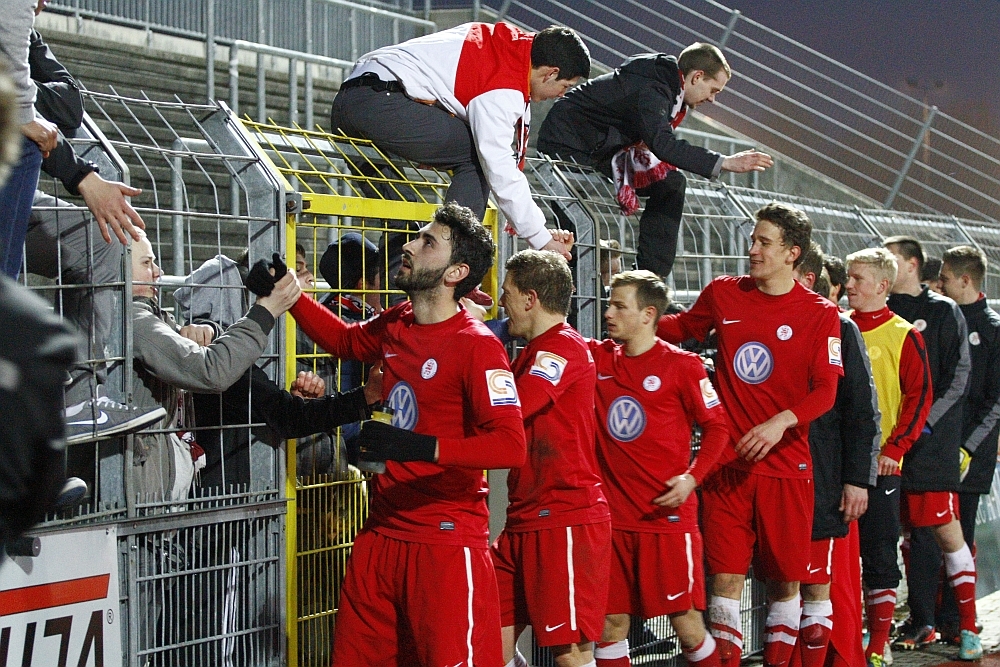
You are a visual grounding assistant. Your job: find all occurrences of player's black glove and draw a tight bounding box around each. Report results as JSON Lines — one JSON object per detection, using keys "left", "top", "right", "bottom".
{"left": 245, "top": 253, "right": 289, "bottom": 297}
{"left": 357, "top": 420, "right": 437, "bottom": 463}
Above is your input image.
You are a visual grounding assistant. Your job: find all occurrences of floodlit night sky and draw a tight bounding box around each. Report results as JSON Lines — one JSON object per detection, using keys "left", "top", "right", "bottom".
{"left": 718, "top": 0, "right": 1000, "bottom": 134}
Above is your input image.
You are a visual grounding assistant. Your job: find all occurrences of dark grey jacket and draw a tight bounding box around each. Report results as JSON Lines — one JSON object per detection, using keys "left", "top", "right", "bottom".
{"left": 958, "top": 297, "right": 1000, "bottom": 494}
{"left": 808, "top": 313, "right": 880, "bottom": 539}
{"left": 537, "top": 53, "right": 722, "bottom": 177}
{"left": 888, "top": 288, "right": 971, "bottom": 492}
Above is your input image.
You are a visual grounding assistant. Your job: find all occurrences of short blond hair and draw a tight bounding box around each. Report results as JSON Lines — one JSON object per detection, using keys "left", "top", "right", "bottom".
{"left": 847, "top": 247, "right": 897, "bottom": 286}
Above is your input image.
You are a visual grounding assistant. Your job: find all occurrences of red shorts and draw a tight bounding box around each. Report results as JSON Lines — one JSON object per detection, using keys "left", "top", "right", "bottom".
{"left": 902, "top": 490, "right": 959, "bottom": 528}
{"left": 332, "top": 530, "right": 504, "bottom": 667}
{"left": 607, "top": 529, "right": 706, "bottom": 619}
{"left": 492, "top": 522, "right": 611, "bottom": 647}
{"left": 701, "top": 467, "right": 813, "bottom": 582}
{"left": 801, "top": 537, "right": 835, "bottom": 585}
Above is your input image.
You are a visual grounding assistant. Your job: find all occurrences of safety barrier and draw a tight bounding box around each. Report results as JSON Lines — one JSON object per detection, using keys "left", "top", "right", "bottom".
{"left": 10, "top": 83, "right": 1000, "bottom": 665}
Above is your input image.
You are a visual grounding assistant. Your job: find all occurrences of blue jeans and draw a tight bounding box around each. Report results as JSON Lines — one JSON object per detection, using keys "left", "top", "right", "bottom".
{"left": 0, "top": 137, "right": 43, "bottom": 278}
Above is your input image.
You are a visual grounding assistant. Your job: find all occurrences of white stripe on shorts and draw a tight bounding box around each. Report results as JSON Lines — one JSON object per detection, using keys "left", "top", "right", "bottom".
{"left": 566, "top": 526, "right": 577, "bottom": 631}
{"left": 825, "top": 537, "right": 834, "bottom": 576}
{"left": 465, "top": 547, "right": 474, "bottom": 667}
{"left": 686, "top": 533, "right": 694, "bottom": 593}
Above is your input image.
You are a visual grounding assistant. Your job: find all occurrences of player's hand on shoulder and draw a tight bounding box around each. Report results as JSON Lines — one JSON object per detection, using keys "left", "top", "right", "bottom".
{"left": 460, "top": 297, "right": 489, "bottom": 322}
{"left": 541, "top": 230, "right": 574, "bottom": 260}
{"left": 653, "top": 473, "right": 696, "bottom": 508}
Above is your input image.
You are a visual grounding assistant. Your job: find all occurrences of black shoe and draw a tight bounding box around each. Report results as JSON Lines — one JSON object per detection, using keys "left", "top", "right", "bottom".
{"left": 894, "top": 623, "right": 937, "bottom": 650}
{"left": 64, "top": 391, "right": 166, "bottom": 444}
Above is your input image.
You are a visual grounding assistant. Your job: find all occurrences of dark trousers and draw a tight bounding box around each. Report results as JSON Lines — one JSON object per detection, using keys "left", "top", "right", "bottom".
{"left": 908, "top": 491, "right": 980, "bottom": 627}
{"left": 635, "top": 169, "right": 687, "bottom": 279}
{"left": 331, "top": 84, "right": 490, "bottom": 218}
{"left": 859, "top": 474, "right": 902, "bottom": 589}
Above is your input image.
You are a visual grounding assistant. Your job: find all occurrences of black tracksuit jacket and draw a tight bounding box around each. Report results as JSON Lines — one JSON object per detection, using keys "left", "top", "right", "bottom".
{"left": 888, "top": 288, "right": 970, "bottom": 492}
{"left": 808, "top": 313, "right": 880, "bottom": 539}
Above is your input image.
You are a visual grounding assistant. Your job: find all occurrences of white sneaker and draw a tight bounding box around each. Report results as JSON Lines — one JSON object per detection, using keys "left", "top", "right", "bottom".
{"left": 64, "top": 389, "right": 165, "bottom": 444}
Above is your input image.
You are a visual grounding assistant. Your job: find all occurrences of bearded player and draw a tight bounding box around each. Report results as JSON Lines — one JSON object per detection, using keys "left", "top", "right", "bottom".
{"left": 280, "top": 203, "right": 527, "bottom": 667}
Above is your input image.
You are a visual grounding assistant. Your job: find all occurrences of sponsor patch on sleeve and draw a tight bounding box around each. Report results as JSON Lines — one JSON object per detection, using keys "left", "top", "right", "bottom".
{"left": 700, "top": 377, "right": 721, "bottom": 409}
{"left": 529, "top": 351, "right": 568, "bottom": 385}
{"left": 828, "top": 336, "right": 843, "bottom": 367}
{"left": 486, "top": 369, "right": 520, "bottom": 406}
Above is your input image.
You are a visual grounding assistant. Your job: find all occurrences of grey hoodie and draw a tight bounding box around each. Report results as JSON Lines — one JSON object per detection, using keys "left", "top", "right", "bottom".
{"left": 0, "top": 0, "right": 38, "bottom": 125}
{"left": 129, "top": 296, "right": 274, "bottom": 503}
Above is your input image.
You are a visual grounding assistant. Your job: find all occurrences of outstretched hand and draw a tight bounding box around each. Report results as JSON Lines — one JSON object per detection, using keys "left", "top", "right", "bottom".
{"left": 246, "top": 253, "right": 289, "bottom": 297}
{"left": 290, "top": 370, "right": 325, "bottom": 398}
{"left": 77, "top": 172, "right": 145, "bottom": 245}
{"left": 721, "top": 150, "right": 774, "bottom": 174}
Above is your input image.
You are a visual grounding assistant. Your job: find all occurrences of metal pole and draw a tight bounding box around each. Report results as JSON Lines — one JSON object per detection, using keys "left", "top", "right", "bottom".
{"left": 171, "top": 143, "right": 185, "bottom": 276}
{"left": 289, "top": 57, "right": 299, "bottom": 125}
{"left": 350, "top": 8, "right": 358, "bottom": 61}
{"left": 305, "top": 0, "right": 314, "bottom": 129}
{"left": 423, "top": 0, "right": 430, "bottom": 22}
{"left": 206, "top": 0, "right": 216, "bottom": 101}
{"left": 473, "top": 0, "right": 480, "bottom": 22}
{"left": 257, "top": 52, "right": 267, "bottom": 122}
{"left": 718, "top": 9, "right": 741, "bottom": 49}
{"left": 229, "top": 42, "right": 240, "bottom": 116}
{"left": 496, "top": 0, "right": 512, "bottom": 21}
{"left": 885, "top": 105, "right": 938, "bottom": 209}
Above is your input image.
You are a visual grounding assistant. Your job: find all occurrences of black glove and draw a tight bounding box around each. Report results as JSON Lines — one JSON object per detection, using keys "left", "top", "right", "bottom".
{"left": 245, "top": 253, "right": 289, "bottom": 297}
{"left": 357, "top": 420, "right": 437, "bottom": 463}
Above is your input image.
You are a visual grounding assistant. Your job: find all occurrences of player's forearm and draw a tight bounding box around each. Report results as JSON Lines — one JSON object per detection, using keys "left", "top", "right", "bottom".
{"left": 290, "top": 293, "right": 380, "bottom": 363}
{"left": 687, "top": 416, "right": 730, "bottom": 484}
{"left": 789, "top": 375, "right": 838, "bottom": 427}
{"left": 436, "top": 420, "right": 526, "bottom": 469}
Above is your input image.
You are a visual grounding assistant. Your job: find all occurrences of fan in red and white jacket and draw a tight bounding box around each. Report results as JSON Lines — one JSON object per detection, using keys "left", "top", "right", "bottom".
{"left": 349, "top": 22, "right": 581, "bottom": 251}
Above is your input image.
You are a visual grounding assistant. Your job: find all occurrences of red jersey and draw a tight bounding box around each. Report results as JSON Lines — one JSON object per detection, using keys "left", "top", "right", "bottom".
{"left": 657, "top": 276, "right": 843, "bottom": 479}
{"left": 291, "top": 297, "right": 526, "bottom": 547}
{"left": 504, "top": 323, "right": 608, "bottom": 531}
{"left": 589, "top": 338, "right": 729, "bottom": 533}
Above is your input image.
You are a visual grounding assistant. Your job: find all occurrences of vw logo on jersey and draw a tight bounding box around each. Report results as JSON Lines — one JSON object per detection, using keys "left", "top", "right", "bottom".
{"left": 733, "top": 341, "right": 774, "bottom": 385}
{"left": 607, "top": 396, "right": 646, "bottom": 442}
{"left": 386, "top": 381, "right": 418, "bottom": 430}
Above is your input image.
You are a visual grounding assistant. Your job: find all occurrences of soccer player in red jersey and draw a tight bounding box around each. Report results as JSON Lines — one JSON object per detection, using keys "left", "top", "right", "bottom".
{"left": 588, "top": 270, "right": 729, "bottom": 667}
{"left": 491, "top": 249, "right": 611, "bottom": 667}
{"left": 657, "top": 203, "right": 843, "bottom": 667}
{"left": 285, "top": 203, "right": 527, "bottom": 667}
{"left": 844, "top": 248, "right": 932, "bottom": 667}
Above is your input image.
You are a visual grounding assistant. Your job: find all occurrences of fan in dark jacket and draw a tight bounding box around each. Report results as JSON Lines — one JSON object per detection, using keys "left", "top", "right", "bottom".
{"left": 793, "top": 244, "right": 879, "bottom": 667}
{"left": 537, "top": 43, "right": 772, "bottom": 279}
{"left": 931, "top": 246, "right": 1000, "bottom": 644}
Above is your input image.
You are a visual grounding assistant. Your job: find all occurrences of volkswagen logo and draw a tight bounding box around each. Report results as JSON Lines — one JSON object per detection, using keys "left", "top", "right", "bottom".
{"left": 387, "top": 381, "right": 418, "bottom": 430}
{"left": 733, "top": 342, "right": 773, "bottom": 385}
{"left": 607, "top": 396, "right": 646, "bottom": 442}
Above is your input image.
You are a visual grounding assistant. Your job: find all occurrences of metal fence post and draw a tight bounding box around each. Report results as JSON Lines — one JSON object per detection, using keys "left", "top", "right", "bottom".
{"left": 171, "top": 143, "right": 185, "bottom": 276}
{"left": 206, "top": 0, "right": 216, "bottom": 101}
{"left": 884, "top": 105, "right": 938, "bottom": 209}
{"left": 718, "top": 9, "right": 741, "bottom": 49}
{"left": 289, "top": 57, "right": 299, "bottom": 125}
{"left": 229, "top": 42, "right": 240, "bottom": 116}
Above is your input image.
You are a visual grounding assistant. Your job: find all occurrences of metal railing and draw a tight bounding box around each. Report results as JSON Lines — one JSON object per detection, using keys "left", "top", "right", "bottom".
{"left": 47, "top": 0, "right": 435, "bottom": 101}
{"left": 489, "top": 0, "right": 1000, "bottom": 228}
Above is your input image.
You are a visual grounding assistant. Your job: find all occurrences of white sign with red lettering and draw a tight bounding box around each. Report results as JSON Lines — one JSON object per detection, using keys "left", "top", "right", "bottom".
{"left": 0, "top": 525, "right": 121, "bottom": 667}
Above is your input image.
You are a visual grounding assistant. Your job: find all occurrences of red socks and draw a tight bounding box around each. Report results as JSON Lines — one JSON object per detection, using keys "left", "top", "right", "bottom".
{"left": 798, "top": 599, "right": 832, "bottom": 667}
{"left": 709, "top": 596, "right": 743, "bottom": 667}
{"left": 764, "top": 595, "right": 801, "bottom": 667}
{"left": 944, "top": 544, "right": 978, "bottom": 633}
{"left": 865, "top": 588, "right": 896, "bottom": 660}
